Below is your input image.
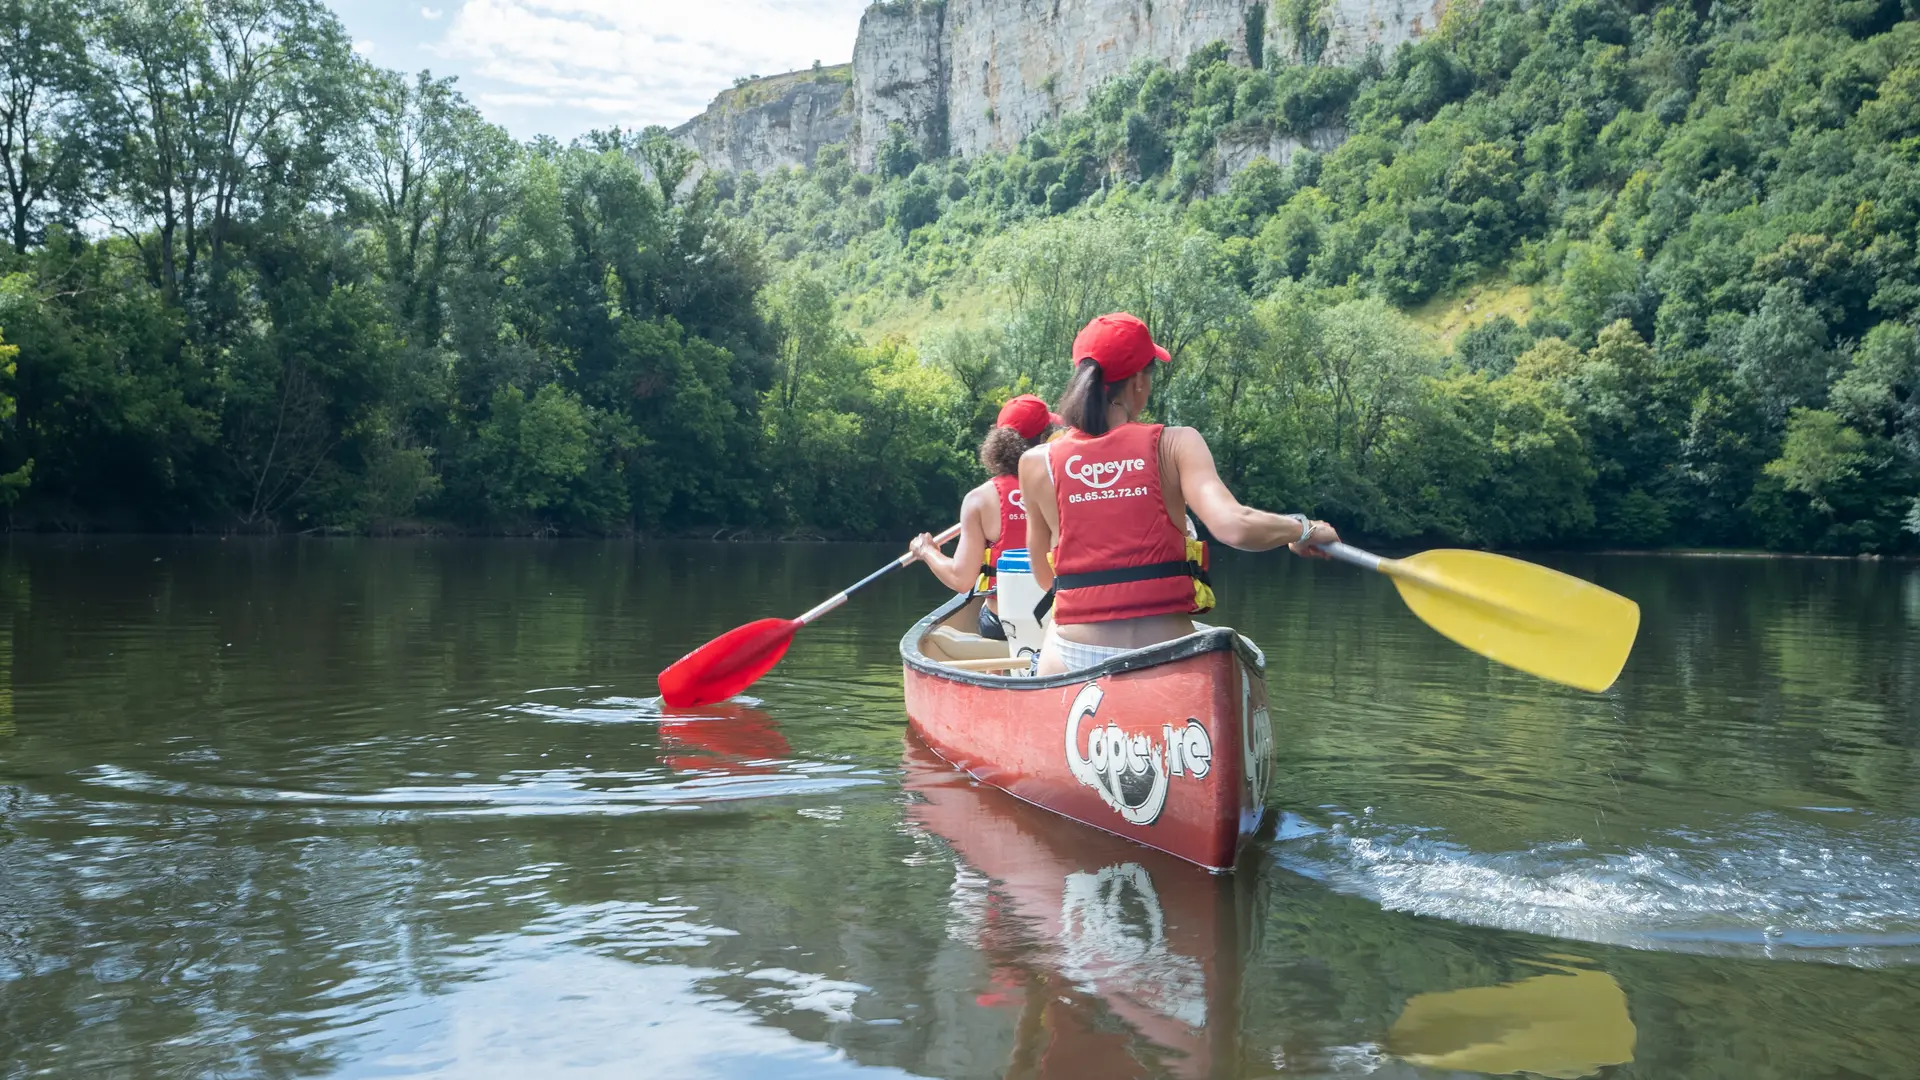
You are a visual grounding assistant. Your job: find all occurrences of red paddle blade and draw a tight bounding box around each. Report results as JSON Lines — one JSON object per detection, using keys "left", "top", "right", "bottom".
{"left": 657, "top": 618, "right": 801, "bottom": 708}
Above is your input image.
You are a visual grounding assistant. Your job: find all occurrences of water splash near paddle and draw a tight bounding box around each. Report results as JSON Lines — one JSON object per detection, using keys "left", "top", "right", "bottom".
{"left": 1274, "top": 808, "right": 1920, "bottom": 966}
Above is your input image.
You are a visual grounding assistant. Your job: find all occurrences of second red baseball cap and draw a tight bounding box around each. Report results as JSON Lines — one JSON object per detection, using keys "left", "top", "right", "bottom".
{"left": 995, "top": 394, "right": 1053, "bottom": 440}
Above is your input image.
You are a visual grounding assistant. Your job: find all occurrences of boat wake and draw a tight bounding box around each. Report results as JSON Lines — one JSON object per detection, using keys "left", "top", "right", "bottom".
{"left": 63, "top": 690, "right": 868, "bottom": 818}
{"left": 1273, "top": 808, "right": 1920, "bottom": 966}
{"left": 77, "top": 760, "right": 879, "bottom": 815}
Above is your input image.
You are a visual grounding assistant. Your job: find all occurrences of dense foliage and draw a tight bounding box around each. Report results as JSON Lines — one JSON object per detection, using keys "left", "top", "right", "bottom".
{"left": 721, "top": 0, "right": 1920, "bottom": 553}
{"left": 4, "top": 0, "right": 1920, "bottom": 550}
{"left": 0, "top": 0, "right": 970, "bottom": 535}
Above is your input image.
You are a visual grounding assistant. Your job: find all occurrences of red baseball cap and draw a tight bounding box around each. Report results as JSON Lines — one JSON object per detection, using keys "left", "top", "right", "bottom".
{"left": 995, "top": 394, "right": 1053, "bottom": 440}
{"left": 1072, "top": 313, "right": 1170, "bottom": 383}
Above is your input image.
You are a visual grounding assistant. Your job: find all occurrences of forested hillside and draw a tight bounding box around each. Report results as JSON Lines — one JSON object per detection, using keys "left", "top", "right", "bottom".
{"left": 3, "top": 0, "right": 1919, "bottom": 551}
{"left": 0, "top": 0, "right": 973, "bottom": 536}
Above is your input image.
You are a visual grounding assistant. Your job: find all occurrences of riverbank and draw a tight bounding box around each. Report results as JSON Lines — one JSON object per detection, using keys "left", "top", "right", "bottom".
{"left": 1588, "top": 548, "right": 1920, "bottom": 562}
{"left": 7, "top": 521, "right": 1918, "bottom": 559}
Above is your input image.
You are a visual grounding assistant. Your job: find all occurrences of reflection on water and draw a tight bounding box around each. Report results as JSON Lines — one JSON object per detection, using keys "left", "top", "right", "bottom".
{"left": 1386, "top": 959, "right": 1634, "bottom": 1079}
{"left": 0, "top": 538, "right": 1918, "bottom": 1077}
{"left": 902, "top": 735, "right": 1250, "bottom": 1078}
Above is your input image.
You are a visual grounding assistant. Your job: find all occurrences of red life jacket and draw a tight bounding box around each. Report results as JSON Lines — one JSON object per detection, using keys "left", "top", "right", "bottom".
{"left": 982, "top": 474, "right": 1026, "bottom": 588}
{"left": 1047, "top": 423, "right": 1211, "bottom": 624}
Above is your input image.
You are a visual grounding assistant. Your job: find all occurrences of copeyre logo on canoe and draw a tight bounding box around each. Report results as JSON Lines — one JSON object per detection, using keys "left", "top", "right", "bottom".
{"left": 1064, "top": 683, "right": 1212, "bottom": 826}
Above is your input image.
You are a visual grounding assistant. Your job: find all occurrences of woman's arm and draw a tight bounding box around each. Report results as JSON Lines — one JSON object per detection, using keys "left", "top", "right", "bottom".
{"left": 911, "top": 484, "right": 992, "bottom": 592}
{"left": 1166, "top": 427, "right": 1338, "bottom": 553}
{"left": 1018, "top": 446, "right": 1058, "bottom": 590}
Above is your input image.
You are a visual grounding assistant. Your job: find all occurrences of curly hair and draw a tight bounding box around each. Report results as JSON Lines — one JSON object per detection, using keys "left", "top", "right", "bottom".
{"left": 979, "top": 425, "right": 1040, "bottom": 477}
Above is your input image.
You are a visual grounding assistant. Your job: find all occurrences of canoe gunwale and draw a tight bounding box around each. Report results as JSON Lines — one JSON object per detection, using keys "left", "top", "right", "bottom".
{"left": 899, "top": 592, "right": 1266, "bottom": 685}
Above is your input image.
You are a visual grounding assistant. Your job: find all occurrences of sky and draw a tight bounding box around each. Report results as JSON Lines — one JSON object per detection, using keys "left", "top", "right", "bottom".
{"left": 327, "top": 0, "right": 872, "bottom": 142}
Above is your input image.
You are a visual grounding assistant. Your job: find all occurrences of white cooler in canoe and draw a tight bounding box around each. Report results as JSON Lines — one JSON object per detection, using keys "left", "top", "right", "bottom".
{"left": 994, "top": 548, "right": 1050, "bottom": 670}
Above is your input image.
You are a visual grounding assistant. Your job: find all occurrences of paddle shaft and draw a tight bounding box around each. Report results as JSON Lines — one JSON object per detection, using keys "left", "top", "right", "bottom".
{"left": 1325, "top": 541, "right": 1483, "bottom": 597}
{"left": 1322, "top": 540, "right": 1494, "bottom": 608}
{"left": 1324, "top": 541, "right": 1504, "bottom": 608}
{"left": 1319, "top": 541, "right": 1383, "bottom": 572}
{"left": 796, "top": 523, "right": 962, "bottom": 625}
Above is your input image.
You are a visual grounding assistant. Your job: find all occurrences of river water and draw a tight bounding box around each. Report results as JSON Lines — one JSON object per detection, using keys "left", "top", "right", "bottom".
{"left": 0, "top": 538, "right": 1916, "bottom": 1078}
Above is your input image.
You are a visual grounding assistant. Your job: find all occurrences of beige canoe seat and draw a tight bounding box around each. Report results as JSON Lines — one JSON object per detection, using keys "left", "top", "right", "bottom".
{"left": 924, "top": 625, "right": 1011, "bottom": 663}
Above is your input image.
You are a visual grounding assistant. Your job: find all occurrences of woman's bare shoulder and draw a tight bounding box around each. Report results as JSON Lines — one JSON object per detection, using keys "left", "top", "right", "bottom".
{"left": 1162, "top": 425, "right": 1217, "bottom": 460}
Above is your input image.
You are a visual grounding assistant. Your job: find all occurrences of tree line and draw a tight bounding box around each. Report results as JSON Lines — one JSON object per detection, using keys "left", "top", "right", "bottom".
{"left": 0, "top": 0, "right": 979, "bottom": 535}
{"left": 3, "top": 0, "right": 1919, "bottom": 551}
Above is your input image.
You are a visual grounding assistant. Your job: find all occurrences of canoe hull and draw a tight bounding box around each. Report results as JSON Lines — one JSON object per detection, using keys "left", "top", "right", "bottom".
{"left": 901, "top": 597, "right": 1272, "bottom": 871}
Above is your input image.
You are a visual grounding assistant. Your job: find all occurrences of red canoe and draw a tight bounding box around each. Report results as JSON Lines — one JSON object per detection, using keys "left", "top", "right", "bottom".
{"left": 900, "top": 594, "right": 1274, "bottom": 872}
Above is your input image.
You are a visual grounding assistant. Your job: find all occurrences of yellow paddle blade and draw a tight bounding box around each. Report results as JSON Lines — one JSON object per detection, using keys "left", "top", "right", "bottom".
{"left": 1387, "top": 965, "right": 1637, "bottom": 1079}
{"left": 1384, "top": 549, "right": 1640, "bottom": 693}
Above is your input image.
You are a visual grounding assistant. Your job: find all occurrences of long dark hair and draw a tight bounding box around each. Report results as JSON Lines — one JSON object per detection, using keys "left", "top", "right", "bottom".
{"left": 978, "top": 425, "right": 1037, "bottom": 477}
{"left": 1056, "top": 359, "right": 1121, "bottom": 436}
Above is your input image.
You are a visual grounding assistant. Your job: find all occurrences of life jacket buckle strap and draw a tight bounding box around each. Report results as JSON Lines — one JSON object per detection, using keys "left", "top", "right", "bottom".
{"left": 1053, "top": 559, "right": 1195, "bottom": 591}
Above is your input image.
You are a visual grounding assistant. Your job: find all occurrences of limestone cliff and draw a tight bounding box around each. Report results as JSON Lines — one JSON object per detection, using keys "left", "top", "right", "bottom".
{"left": 1291, "top": 0, "right": 1451, "bottom": 65}
{"left": 854, "top": 0, "right": 1446, "bottom": 168}
{"left": 673, "top": 67, "right": 854, "bottom": 173}
{"left": 1211, "top": 124, "right": 1346, "bottom": 188}
{"left": 941, "top": 0, "right": 1262, "bottom": 163}
{"left": 682, "top": 0, "right": 1446, "bottom": 175}
{"left": 852, "top": 2, "right": 949, "bottom": 171}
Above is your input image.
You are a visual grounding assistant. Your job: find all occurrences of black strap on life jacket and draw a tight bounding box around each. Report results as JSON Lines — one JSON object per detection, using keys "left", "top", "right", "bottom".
{"left": 1042, "top": 555, "right": 1212, "bottom": 621}
{"left": 1052, "top": 559, "right": 1194, "bottom": 592}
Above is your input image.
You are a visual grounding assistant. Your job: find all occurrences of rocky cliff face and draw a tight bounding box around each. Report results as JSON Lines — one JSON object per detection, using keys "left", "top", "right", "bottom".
{"left": 859, "top": 0, "right": 1446, "bottom": 165}
{"left": 943, "top": 0, "right": 1261, "bottom": 161}
{"left": 684, "top": 0, "right": 1446, "bottom": 175}
{"left": 852, "top": 2, "right": 950, "bottom": 171}
{"left": 674, "top": 67, "right": 854, "bottom": 173}
{"left": 1211, "top": 124, "right": 1346, "bottom": 189}
{"left": 1297, "top": 0, "right": 1450, "bottom": 65}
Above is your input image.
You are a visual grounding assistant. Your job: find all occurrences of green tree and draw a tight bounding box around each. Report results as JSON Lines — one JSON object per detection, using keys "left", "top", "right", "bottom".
{"left": 0, "top": 318, "right": 30, "bottom": 503}
{"left": 92, "top": 0, "right": 355, "bottom": 314}
{"left": 1414, "top": 371, "right": 1595, "bottom": 546}
{"left": 1765, "top": 408, "right": 1868, "bottom": 516}
{"left": 473, "top": 384, "right": 606, "bottom": 525}
{"left": 0, "top": 0, "right": 91, "bottom": 253}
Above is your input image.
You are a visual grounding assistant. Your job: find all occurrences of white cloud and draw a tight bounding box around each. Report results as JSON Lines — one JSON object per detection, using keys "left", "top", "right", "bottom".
{"left": 439, "top": 0, "right": 868, "bottom": 131}
{"left": 353, "top": 38, "right": 377, "bottom": 55}
{"left": 475, "top": 91, "right": 563, "bottom": 110}
{"left": 421, "top": 5, "right": 444, "bottom": 18}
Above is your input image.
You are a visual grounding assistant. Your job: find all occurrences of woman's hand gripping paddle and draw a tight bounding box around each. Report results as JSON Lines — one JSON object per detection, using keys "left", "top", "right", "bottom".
{"left": 1319, "top": 543, "right": 1641, "bottom": 693}
{"left": 658, "top": 524, "right": 963, "bottom": 708}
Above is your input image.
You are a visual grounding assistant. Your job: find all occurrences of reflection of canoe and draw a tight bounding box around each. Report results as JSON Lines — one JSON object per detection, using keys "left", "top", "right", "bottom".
{"left": 660, "top": 703, "right": 792, "bottom": 775}
{"left": 901, "top": 734, "right": 1256, "bottom": 1079}
{"left": 901, "top": 594, "right": 1273, "bottom": 870}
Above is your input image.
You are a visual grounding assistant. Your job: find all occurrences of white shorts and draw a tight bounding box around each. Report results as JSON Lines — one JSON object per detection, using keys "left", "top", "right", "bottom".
{"left": 1047, "top": 636, "right": 1135, "bottom": 672}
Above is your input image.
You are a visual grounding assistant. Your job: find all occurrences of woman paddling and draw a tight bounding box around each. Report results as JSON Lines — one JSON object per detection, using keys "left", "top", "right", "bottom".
{"left": 1021, "top": 313, "right": 1341, "bottom": 676}
{"left": 908, "top": 394, "right": 1058, "bottom": 640}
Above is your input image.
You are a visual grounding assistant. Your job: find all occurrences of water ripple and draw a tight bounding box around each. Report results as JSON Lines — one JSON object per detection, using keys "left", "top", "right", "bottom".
{"left": 77, "top": 763, "right": 882, "bottom": 815}
{"left": 1275, "top": 808, "right": 1920, "bottom": 966}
